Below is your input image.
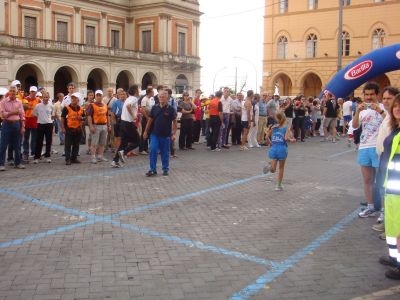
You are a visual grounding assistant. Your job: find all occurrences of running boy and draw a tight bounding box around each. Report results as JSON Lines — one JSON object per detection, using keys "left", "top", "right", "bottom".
{"left": 264, "top": 112, "right": 291, "bottom": 191}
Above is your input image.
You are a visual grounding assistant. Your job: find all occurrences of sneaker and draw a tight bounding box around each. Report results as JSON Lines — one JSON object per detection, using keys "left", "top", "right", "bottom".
{"left": 332, "top": 138, "right": 338, "bottom": 143}
{"left": 91, "top": 157, "right": 97, "bottom": 164}
{"left": 33, "top": 159, "right": 39, "bottom": 164}
{"left": 45, "top": 158, "right": 51, "bottom": 163}
{"left": 0, "top": 166, "right": 5, "bottom": 171}
{"left": 66, "top": 160, "right": 71, "bottom": 165}
{"left": 211, "top": 148, "right": 221, "bottom": 152}
{"left": 71, "top": 159, "right": 81, "bottom": 164}
{"left": 275, "top": 185, "right": 283, "bottom": 191}
{"left": 146, "top": 170, "right": 157, "bottom": 177}
{"left": 379, "top": 256, "right": 398, "bottom": 268}
{"left": 163, "top": 170, "right": 169, "bottom": 176}
{"left": 358, "top": 207, "right": 376, "bottom": 218}
{"left": 15, "top": 164, "right": 25, "bottom": 169}
{"left": 263, "top": 162, "right": 272, "bottom": 174}
{"left": 139, "top": 151, "right": 148, "bottom": 155}
{"left": 222, "top": 145, "right": 230, "bottom": 149}
{"left": 372, "top": 223, "right": 384, "bottom": 232}
{"left": 7, "top": 160, "right": 14, "bottom": 166}
{"left": 240, "top": 146, "right": 249, "bottom": 151}
{"left": 379, "top": 232, "right": 386, "bottom": 240}
{"left": 111, "top": 161, "right": 122, "bottom": 168}
{"left": 320, "top": 138, "right": 329, "bottom": 142}
{"left": 51, "top": 149, "right": 58, "bottom": 154}
{"left": 118, "top": 150, "right": 126, "bottom": 163}
{"left": 377, "top": 211, "right": 384, "bottom": 224}
{"left": 385, "top": 267, "right": 400, "bottom": 280}
{"left": 97, "top": 157, "right": 108, "bottom": 162}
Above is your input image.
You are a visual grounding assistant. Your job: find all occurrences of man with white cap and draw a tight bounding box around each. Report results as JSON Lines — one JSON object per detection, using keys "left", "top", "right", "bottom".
{"left": 22, "top": 86, "right": 40, "bottom": 161}
{"left": 11, "top": 80, "right": 25, "bottom": 102}
{"left": 61, "top": 92, "right": 85, "bottom": 165}
{"left": 0, "top": 85, "right": 26, "bottom": 170}
{"left": 61, "top": 82, "right": 84, "bottom": 108}
{"left": 87, "top": 90, "right": 110, "bottom": 163}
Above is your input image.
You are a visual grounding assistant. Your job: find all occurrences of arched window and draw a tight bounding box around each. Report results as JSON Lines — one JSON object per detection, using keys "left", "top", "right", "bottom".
{"left": 342, "top": 31, "right": 350, "bottom": 56}
{"left": 372, "top": 28, "right": 385, "bottom": 49}
{"left": 277, "top": 36, "right": 288, "bottom": 59}
{"left": 306, "top": 33, "right": 318, "bottom": 58}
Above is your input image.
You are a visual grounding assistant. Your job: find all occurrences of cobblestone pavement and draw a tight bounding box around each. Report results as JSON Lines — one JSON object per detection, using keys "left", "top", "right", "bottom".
{"left": 0, "top": 135, "right": 399, "bottom": 300}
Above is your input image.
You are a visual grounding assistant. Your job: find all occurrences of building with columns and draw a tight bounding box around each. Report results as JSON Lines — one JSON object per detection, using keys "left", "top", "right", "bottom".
{"left": 263, "top": 0, "right": 400, "bottom": 97}
{"left": 0, "top": 0, "right": 201, "bottom": 97}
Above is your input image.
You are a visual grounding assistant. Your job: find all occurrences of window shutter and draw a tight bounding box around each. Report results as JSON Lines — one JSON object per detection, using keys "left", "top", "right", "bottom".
{"left": 57, "top": 21, "right": 68, "bottom": 42}
{"left": 142, "top": 30, "right": 151, "bottom": 53}
{"left": 24, "top": 16, "right": 37, "bottom": 39}
{"left": 178, "top": 32, "right": 186, "bottom": 56}
{"left": 111, "top": 30, "right": 120, "bottom": 48}
{"left": 86, "top": 26, "right": 95, "bottom": 46}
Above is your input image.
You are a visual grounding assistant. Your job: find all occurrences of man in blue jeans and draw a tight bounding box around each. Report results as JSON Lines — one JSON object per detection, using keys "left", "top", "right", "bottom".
{"left": 143, "top": 89, "right": 177, "bottom": 176}
{"left": 0, "top": 85, "right": 26, "bottom": 170}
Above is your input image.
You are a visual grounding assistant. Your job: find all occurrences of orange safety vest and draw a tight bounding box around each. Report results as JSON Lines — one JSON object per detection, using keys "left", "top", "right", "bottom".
{"left": 25, "top": 97, "right": 40, "bottom": 118}
{"left": 209, "top": 98, "right": 221, "bottom": 117}
{"left": 91, "top": 103, "right": 107, "bottom": 124}
{"left": 66, "top": 105, "right": 84, "bottom": 129}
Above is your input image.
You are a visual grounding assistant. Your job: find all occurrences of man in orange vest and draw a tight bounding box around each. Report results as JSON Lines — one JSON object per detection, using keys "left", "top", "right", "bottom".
{"left": 61, "top": 93, "right": 85, "bottom": 165}
{"left": 22, "top": 86, "right": 40, "bottom": 161}
{"left": 87, "top": 90, "right": 110, "bottom": 164}
{"left": 208, "top": 91, "right": 223, "bottom": 151}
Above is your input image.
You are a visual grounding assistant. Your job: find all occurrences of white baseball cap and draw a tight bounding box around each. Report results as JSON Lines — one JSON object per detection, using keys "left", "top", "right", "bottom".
{"left": 36, "top": 92, "right": 42, "bottom": 97}
{"left": 95, "top": 89, "right": 103, "bottom": 96}
{"left": 29, "top": 86, "right": 38, "bottom": 92}
{"left": 71, "top": 92, "right": 82, "bottom": 100}
{"left": 0, "top": 87, "right": 8, "bottom": 96}
{"left": 11, "top": 80, "right": 21, "bottom": 87}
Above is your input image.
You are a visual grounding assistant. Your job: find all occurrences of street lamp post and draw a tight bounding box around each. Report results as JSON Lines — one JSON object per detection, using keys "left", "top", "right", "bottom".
{"left": 233, "top": 56, "right": 258, "bottom": 93}
{"left": 212, "top": 66, "right": 227, "bottom": 92}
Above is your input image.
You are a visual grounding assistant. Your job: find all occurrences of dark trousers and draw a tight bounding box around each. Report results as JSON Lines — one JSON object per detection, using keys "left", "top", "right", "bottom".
{"left": 209, "top": 116, "right": 221, "bottom": 150}
{"left": 23, "top": 127, "right": 37, "bottom": 156}
{"left": 139, "top": 118, "right": 149, "bottom": 152}
{"left": 294, "top": 117, "right": 305, "bottom": 141}
{"left": 114, "top": 120, "right": 140, "bottom": 163}
{"left": 179, "top": 118, "right": 193, "bottom": 149}
{"left": 7, "top": 144, "right": 14, "bottom": 161}
{"left": 201, "top": 119, "right": 207, "bottom": 136}
{"left": 0, "top": 122, "right": 21, "bottom": 166}
{"left": 232, "top": 114, "right": 242, "bottom": 145}
{"left": 65, "top": 131, "right": 82, "bottom": 161}
{"left": 34, "top": 123, "right": 53, "bottom": 159}
{"left": 193, "top": 120, "right": 201, "bottom": 143}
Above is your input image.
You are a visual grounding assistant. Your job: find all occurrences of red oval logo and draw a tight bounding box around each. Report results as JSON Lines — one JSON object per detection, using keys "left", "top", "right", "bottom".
{"left": 344, "top": 60, "right": 373, "bottom": 80}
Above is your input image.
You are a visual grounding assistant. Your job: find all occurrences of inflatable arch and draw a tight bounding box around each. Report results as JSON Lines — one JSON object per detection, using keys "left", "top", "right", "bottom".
{"left": 320, "top": 44, "right": 400, "bottom": 98}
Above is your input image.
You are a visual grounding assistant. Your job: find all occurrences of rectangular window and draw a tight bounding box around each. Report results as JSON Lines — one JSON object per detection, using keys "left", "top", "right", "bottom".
{"left": 279, "top": 0, "right": 288, "bottom": 13}
{"left": 342, "top": 0, "right": 351, "bottom": 6}
{"left": 308, "top": 0, "right": 318, "bottom": 9}
{"left": 111, "top": 30, "right": 120, "bottom": 48}
{"left": 142, "top": 30, "right": 152, "bottom": 53}
{"left": 343, "top": 39, "right": 350, "bottom": 56}
{"left": 57, "top": 21, "right": 68, "bottom": 42}
{"left": 178, "top": 32, "right": 186, "bottom": 56}
{"left": 24, "top": 16, "right": 37, "bottom": 39}
{"left": 86, "top": 25, "right": 96, "bottom": 46}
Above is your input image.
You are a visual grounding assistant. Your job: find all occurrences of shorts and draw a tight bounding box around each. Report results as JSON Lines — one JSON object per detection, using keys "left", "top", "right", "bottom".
{"left": 286, "top": 117, "right": 293, "bottom": 128}
{"left": 91, "top": 124, "right": 107, "bottom": 146}
{"left": 323, "top": 117, "right": 336, "bottom": 130}
{"left": 268, "top": 145, "right": 288, "bottom": 161}
{"left": 343, "top": 115, "right": 352, "bottom": 123}
{"left": 242, "top": 121, "right": 249, "bottom": 128}
{"left": 357, "top": 147, "right": 379, "bottom": 168}
{"left": 114, "top": 120, "right": 121, "bottom": 138}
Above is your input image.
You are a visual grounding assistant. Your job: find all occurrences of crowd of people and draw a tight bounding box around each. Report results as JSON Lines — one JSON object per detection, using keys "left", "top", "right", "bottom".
{"left": 0, "top": 79, "right": 399, "bottom": 280}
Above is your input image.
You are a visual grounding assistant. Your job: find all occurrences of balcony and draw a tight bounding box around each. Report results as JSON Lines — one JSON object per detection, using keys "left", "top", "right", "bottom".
{"left": 0, "top": 35, "right": 200, "bottom": 68}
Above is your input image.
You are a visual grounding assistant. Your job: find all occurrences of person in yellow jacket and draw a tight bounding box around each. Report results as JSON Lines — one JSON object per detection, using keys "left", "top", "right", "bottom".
{"left": 379, "top": 94, "right": 400, "bottom": 280}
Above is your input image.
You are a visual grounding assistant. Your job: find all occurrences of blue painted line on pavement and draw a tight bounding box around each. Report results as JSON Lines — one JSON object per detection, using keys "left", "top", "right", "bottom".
{"left": 111, "top": 174, "right": 266, "bottom": 218}
{"left": 328, "top": 149, "right": 354, "bottom": 159}
{"left": 229, "top": 209, "right": 359, "bottom": 300}
{"left": 107, "top": 220, "right": 273, "bottom": 266}
{"left": 0, "top": 220, "right": 97, "bottom": 248}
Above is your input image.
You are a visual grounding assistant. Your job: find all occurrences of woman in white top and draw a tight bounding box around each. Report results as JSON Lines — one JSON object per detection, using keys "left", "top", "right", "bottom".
{"left": 248, "top": 94, "right": 260, "bottom": 148}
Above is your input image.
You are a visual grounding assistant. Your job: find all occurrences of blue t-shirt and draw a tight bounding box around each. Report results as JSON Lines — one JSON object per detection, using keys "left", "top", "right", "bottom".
{"left": 111, "top": 99, "right": 124, "bottom": 119}
{"left": 150, "top": 104, "right": 177, "bottom": 137}
{"left": 259, "top": 101, "right": 267, "bottom": 117}
{"left": 271, "top": 126, "right": 288, "bottom": 146}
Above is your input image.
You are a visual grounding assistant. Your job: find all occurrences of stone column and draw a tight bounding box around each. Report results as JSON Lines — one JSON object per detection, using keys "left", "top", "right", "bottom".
{"left": 100, "top": 12, "right": 107, "bottom": 47}
{"left": 125, "top": 16, "right": 134, "bottom": 50}
{"left": 74, "top": 7, "right": 81, "bottom": 43}
{"left": 10, "top": 0, "right": 18, "bottom": 36}
{"left": 167, "top": 16, "right": 172, "bottom": 53}
{"left": 158, "top": 14, "right": 170, "bottom": 53}
{"left": 44, "top": 0, "right": 52, "bottom": 40}
{"left": 193, "top": 21, "right": 199, "bottom": 57}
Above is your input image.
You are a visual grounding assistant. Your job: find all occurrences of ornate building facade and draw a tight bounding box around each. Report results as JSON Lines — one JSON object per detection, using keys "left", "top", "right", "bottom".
{"left": 0, "top": 0, "right": 201, "bottom": 96}
{"left": 263, "top": 0, "right": 400, "bottom": 97}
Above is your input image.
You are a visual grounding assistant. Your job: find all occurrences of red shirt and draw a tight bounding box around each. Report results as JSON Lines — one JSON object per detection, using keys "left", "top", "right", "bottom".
{"left": 194, "top": 98, "right": 202, "bottom": 121}
{"left": 24, "top": 96, "right": 40, "bottom": 129}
